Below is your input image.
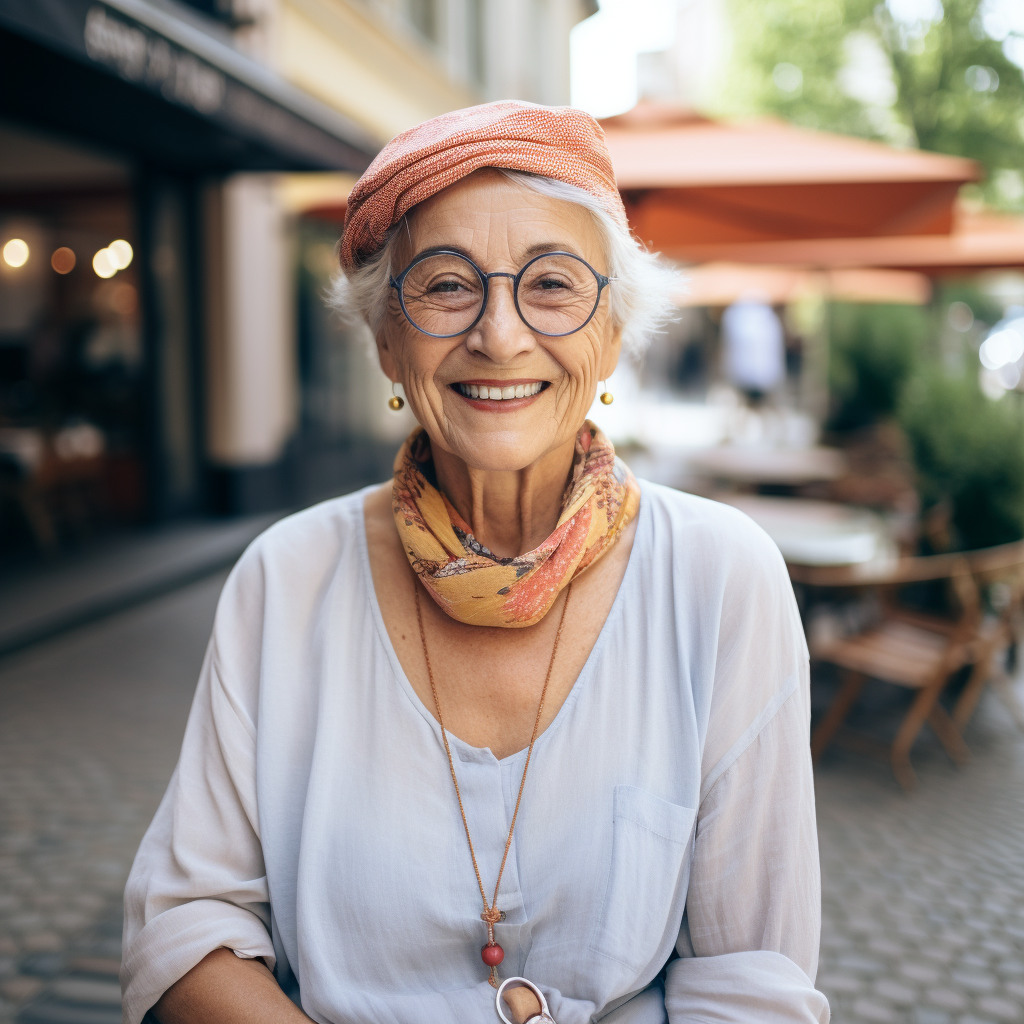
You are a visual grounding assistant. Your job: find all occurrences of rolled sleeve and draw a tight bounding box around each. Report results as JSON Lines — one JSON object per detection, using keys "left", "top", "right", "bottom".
{"left": 666, "top": 951, "right": 829, "bottom": 1023}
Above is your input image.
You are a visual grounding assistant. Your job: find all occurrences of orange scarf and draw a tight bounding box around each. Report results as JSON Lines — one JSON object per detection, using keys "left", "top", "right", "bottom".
{"left": 392, "top": 422, "right": 640, "bottom": 628}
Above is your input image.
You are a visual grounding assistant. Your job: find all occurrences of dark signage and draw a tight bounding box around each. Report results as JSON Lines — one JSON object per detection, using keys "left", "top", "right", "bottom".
{"left": 0, "top": 0, "right": 375, "bottom": 171}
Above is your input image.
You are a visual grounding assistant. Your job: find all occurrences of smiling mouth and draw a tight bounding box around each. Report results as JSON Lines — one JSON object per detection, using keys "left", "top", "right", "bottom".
{"left": 452, "top": 381, "right": 548, "bottom": 401}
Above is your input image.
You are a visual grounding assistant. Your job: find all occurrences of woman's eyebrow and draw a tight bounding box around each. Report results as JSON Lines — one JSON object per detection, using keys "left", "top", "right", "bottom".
{"left": 519, "top": 241, "right": 581, "bottom": 260}
{"left": 408, "top": 241, "right": 584, "bottom": 266}
{"left": 411, "top": 244, "right": 475, "bottom": 261}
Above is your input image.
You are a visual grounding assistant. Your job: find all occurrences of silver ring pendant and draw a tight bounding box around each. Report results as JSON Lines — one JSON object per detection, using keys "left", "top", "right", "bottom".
{"left": 494, "top": 977, "right": 556, "bottom": 1024}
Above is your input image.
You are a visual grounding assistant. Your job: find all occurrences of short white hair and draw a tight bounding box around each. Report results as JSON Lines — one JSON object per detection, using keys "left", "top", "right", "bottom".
{"left": 327, "top": 170, "right": 679, "bottom": 357}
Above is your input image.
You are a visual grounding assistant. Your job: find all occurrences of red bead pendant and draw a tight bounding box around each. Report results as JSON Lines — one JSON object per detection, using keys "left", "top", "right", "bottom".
{"left": 482, "top": 943, "right": 505, "bottom": 967}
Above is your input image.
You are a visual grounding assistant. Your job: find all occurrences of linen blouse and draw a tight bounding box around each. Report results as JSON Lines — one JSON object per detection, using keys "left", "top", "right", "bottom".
{"left": 121, "top": 481, "right": 829, "bottom": 1024}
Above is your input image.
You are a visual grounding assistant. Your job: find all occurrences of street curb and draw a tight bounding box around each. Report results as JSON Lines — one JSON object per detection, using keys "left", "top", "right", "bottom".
{"left": 0, "top": 515, "right": 279, "bottom": 660}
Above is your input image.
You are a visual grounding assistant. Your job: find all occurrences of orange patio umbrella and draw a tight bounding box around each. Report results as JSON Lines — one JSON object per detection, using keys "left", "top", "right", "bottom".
{"left": 600, "top": 102, "right": 981, "bottom": 249}
{"left": 677, "top": 263, "right": 932, "bottom": 307}
{"left": 657, "top": 207, "right": 1024, "bottom": 276}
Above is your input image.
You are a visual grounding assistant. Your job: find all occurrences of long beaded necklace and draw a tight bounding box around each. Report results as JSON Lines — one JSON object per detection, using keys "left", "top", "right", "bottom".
{"left": 414, "top": 582, "right": 572, "bottom": 989}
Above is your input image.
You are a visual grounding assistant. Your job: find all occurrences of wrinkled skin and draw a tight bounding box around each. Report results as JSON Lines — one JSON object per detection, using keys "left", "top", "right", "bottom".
{"left": 375, "top": 167, "right": 622, "bottom": 558}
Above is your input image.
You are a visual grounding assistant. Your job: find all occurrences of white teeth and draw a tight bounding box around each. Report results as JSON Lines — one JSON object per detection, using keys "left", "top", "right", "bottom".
{"left": 457, "top": 382, "right": 545, "bottom": 400}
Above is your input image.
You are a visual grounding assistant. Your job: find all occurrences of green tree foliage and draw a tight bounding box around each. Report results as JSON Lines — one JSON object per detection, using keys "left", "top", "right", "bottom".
{"left": 723, "top": 0, "right": 1024, "bottom": 209}
{"left": 899, "top": 369, "right": 1024, "bottom": 548}
{"left": 828, "top": 302, "right": 928, "bottom": 430}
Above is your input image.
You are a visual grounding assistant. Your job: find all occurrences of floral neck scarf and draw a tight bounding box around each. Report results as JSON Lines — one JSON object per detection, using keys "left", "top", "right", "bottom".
{"left": 392, "top": 421, "right": 640, "bottom": 628}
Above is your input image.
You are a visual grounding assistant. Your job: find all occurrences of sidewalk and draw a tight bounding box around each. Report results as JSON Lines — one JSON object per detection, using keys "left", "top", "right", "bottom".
{"left": 0, "top": 573, "right": 226, "bottom": 1024}
{"left": 0, "top": 514, "right": 279, "bottom": 657}
{"left": 815, "top": 693, "right": 1024, "bottom": 1024}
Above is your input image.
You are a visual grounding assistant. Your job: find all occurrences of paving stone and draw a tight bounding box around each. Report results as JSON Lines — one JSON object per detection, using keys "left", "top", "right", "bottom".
{"left": 66, "top": 960, "right": 119, "bottom": 979}
{"left": 927, "top": 988, "right": 971, "bottom": 1012}
{"left": 902, "top": 961, "right": 944, "bottom": 984}
{"left": 17, "top": 999, "right": 122, "bottom": 1024}
{"left": 48, "top": 979, "right": 121, "bottom": 1006}
{"left": 0, "top": 982, "right": 41, "bottom": 1005}
{"left": 982, "top": 941, "right": 1015, "bottom": 957}
{"left": 974, "top": 997, "right": 1023, "bottom": 1022}
{"left": 952, "top": 970, "right": 999, "bottom": 993}
{"left": 869, "top": 937, "right": 907, "bottom": 957}
{"left": 17, "top": 958, "right": 62, "bottom": 980}
{"left": 923, "top": 948, "right": 959, "bottom": 966}
{"left": 837, "top": 953, "right": 888, "bottom": 974}
{"left": 913, "top": 1010, "right": 952, "bottom": 1024}
{"left": 20, "top": 937, "right": 61, "bottom": 956}
{"left": 874, "top": 978, "right": 919, "bottom": 1005}
{"left": 817, "top": 972, "right": 862, "bottom": 993}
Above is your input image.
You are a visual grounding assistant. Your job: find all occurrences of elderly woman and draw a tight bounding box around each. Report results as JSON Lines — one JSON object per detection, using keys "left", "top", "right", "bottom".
{"left": 121, "top": 102, "right": 828, "bottom": 1024}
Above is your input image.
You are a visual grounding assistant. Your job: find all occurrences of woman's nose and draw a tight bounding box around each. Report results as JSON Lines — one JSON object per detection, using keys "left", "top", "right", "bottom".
{"left": 466, "top": 277, "right": 535, "bottom": 362}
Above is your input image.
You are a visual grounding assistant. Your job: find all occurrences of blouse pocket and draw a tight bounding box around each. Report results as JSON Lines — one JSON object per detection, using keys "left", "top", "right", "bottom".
{"left": 590, "top": 786, "right": 696, "bottom": 975}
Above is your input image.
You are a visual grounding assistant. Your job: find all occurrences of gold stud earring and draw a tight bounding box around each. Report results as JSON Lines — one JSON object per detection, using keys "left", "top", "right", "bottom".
{"left": 599, "top": 380, "right": 614, "bottom": 405}
{"left": 388, "top": 382, "right": 404, "bottom": 411}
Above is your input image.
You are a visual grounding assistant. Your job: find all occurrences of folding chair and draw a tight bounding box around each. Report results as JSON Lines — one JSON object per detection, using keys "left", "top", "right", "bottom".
{"left": 794, "top": 554, "right": 980, "bottom": 791}
{"left": 951, "top": 542, "right": 1024, "bottom": 734}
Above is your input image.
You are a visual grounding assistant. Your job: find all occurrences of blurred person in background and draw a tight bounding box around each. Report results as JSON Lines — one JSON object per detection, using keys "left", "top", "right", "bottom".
{"left": 121, "top": 102, "right": 828, "bottom": 1024}
{"left": 722, "top": 294, "right": 786, "bottom": 405}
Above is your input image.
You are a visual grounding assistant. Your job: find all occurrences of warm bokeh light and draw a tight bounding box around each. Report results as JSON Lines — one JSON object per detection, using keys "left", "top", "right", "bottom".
{"left": 93, "top": 248, "right": 117, "bottom": 279}
{"left": 51, "top": 247, "right": 76, "bottom": 274}
{"left": 3, "top": 238, "right": 29, "bottom": 268}
{"left": 108, "top": 239, "right": 133, "bottom": 270}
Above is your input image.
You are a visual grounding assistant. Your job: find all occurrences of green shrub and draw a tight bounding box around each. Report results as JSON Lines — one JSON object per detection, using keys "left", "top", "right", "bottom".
{"left": 936, "top": 283, "right": 1003, "bottom": 330}
{"left": 898, "top": 369, "right": 1024, "bottom": 550}
{"left": 828, "top": 303, "right": 929, "bottom": 431}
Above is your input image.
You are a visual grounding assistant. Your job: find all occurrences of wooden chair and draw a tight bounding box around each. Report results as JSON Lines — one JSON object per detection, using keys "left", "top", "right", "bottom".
{"left": 793, "top": 553, "right": 982, "bottom": 790}
{"left": 950, "top": 542, "right": 1024, "bottom": 734}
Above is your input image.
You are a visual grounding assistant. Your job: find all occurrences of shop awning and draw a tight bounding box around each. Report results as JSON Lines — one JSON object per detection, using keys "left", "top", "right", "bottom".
{"left": 0, "top": 0, "right": 379, "bottom": 173}
{"left": 666, "top": 208, "right": 1024, "bottom": 276}
{"left": 676, "top": 263, "right": 932, "bottom": 306}
{"left": 601, "top": 102, "right": 981, "bottom": 250}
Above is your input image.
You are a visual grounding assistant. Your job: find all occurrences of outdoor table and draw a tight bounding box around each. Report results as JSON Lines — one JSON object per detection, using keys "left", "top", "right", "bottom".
{"left": 688, "top": 445, "right": 847, "bottom": 489}
{"left": 719, "top": 494, "right": 892, "bottom": 567}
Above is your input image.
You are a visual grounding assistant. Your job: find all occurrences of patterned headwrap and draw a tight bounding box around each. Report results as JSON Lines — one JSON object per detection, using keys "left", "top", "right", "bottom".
{"left": 339, "top": 99, "right": 628, "bottom": 271}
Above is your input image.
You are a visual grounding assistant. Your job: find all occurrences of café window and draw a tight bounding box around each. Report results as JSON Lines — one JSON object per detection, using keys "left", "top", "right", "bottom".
{"left": 0, "top": 121, "right": 145, "bottom": 558}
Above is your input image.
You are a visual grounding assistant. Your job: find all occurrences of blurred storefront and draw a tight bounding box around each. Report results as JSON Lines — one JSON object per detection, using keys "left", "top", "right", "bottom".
{"left": 0, "top": 0, "right": 379, "bottom": 562}
{"left": 0, "top": 0, "right": 595, "bottom": 565}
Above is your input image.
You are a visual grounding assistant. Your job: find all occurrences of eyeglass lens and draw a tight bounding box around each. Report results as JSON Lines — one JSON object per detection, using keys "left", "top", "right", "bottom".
{"left": 400, "top": 253, "right": 601, "bottom": 337}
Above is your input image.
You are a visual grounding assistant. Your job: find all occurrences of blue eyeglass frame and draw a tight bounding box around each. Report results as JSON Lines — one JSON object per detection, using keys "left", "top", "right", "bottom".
{"left": 388, "top": 248, "right": 612, "bottom": 339}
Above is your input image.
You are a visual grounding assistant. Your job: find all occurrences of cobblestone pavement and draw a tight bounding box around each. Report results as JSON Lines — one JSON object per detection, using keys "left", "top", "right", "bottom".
{"left": 814, "top": 678, "right": 1024, "bottom": 1024}
{"left": 0, "top": 572, "right": 1023, "bottom": 1023}
{"left": 0, "top": 573, "right": 225, "bottom": 1024}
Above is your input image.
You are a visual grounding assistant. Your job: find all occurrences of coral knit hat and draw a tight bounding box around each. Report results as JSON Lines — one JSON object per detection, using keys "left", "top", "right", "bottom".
{"left": 339, "top": 99, "right": 627, "bottom": 271}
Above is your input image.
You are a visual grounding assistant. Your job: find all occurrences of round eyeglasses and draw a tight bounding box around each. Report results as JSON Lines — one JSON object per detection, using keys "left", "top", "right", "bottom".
{"left": 389, "top": 249, "right": 612, "bottom": 339}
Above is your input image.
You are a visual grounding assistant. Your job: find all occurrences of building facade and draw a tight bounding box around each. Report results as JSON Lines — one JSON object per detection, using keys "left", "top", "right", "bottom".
{"left": 0, "top": 0, "right": 595, "bottom": 560}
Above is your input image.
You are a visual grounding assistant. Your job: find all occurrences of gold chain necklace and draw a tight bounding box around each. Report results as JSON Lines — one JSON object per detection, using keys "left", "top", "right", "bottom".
{"left": 414, "top": 582, "right": 572, "bottom": 988}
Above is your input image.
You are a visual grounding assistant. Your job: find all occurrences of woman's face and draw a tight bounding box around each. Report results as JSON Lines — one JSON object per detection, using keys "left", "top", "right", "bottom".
{"left": 374, "top": 170, "right": 621, "bottom": 472}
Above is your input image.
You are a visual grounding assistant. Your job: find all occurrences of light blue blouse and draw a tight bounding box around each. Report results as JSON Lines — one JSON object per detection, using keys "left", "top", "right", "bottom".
{"left": 122, "top": 482, "right": 828, "bottom": 1024}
